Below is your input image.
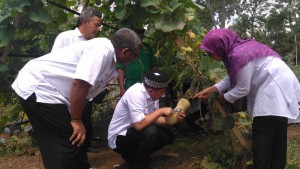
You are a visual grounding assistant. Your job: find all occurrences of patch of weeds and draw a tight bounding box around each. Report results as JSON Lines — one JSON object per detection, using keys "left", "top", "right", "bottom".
{"left": 286, "top": 136, "right": 300, "bottom": 168}
{"left": 207, "top": 131, "right": 241, "bottom": 168}
{"left": 173, "top": 137, "right": 196, "bottom": 153}
{"left": 0, "top": 133, "right": 37, "bottom": 157}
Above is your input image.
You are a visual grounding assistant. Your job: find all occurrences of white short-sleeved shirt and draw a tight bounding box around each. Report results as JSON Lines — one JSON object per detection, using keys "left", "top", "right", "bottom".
{"left": 51, "top": 28, "right": 86, "bottom": 51}
{"left": 107, "top": 83, "right": 159, "bottom": 149}
{"left": 12, "top": 38, "right": 118, "bottom": 111}
{"left": 214, "top": 56, "right": 300, "bottom": 121}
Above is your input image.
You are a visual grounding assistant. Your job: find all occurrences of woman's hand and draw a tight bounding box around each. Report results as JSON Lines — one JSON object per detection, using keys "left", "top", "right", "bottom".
{"left": 70, "top": 120, "right": 86, "bottom": 147}
{"left": 194, "top": 86, "right": 218, "bottom": 99}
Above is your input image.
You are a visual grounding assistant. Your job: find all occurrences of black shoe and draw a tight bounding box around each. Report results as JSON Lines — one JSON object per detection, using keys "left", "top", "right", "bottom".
{"left": 89, "top": 135, "right": 101, "bottom": 142}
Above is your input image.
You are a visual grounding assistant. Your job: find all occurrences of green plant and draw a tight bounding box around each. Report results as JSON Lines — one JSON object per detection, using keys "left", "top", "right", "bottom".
{"left": 0, "top": 133, "right": 37, "bottom": 157}
{"left": 286, "top": 136, "right": 300, "bottom": 168}
{"left": 207, "top": 131, "right": 241, "bottom": 168}
{"left": 0, "top": 94, "right": 24, "bottom": 132}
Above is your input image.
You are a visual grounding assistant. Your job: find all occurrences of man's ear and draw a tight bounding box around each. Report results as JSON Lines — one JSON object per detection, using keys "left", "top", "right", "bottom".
{"left": 121, "top": 48, "right": 127, "bottom": 56}
{"left": 121, "top": 48, "right": 132, "bottom": 58}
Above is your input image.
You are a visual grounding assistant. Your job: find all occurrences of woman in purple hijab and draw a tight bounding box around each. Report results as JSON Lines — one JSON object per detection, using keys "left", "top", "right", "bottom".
{"left": 194, "top": 28, "right": 300, "bottom": 169}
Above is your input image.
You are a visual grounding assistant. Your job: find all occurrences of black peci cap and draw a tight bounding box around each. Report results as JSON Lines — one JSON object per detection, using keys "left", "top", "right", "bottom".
{"left": 143, "top": 70, "right": 169, "bottom": 89}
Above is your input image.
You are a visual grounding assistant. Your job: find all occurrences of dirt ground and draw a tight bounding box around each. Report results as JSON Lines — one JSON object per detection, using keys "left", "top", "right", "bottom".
{"left": 0, "top": 121, "right": 207, "bottom": 169}
{"left": 0, "top": 121, "right": 299, "bottom": 169}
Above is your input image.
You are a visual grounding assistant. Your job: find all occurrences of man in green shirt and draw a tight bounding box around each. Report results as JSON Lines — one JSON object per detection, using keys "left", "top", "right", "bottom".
{"left": 117, "top": 28, "right": 158, "bottom": 96}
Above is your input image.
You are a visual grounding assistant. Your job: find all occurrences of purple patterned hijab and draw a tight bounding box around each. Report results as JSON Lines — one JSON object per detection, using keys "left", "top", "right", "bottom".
{"left": 200, "top": 28, "right": 281, "bottom": 86}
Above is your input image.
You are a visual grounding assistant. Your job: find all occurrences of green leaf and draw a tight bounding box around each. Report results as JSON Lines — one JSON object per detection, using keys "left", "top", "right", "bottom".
{"left": 28, "top": 8, "right": 49, "bottom": 23}
{"left": 0, "top": 9, "right": 11, "bottom": 23}
{"left": 140, "top": 0, "right": 161, "bottom": 7}
{"left": 6, "top": 0, "right": 30, "bottom": 12}
{"left": 52, "top": 10, "right": 68, "bottom": 24}
{"left": 114, "top": 0, "right": 129, "bottom": 6}
{"left": 169, "top": 0, "right": 183, "bottom": 12}
{"left": 115, "top": 7, "right": 127, "bottom": 20}
{"left": 193, "top": 1, "right": 205, "bottom": 10}
{"left": 154, "top": 14, "right": 185, "bottom": 32}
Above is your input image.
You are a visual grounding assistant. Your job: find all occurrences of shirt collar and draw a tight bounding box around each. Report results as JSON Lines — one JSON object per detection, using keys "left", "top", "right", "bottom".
{"left": 109, "top": 40, "right": 117, "bottom": 63}
{"left": 142, "top": 84, "right": 152, "bottom": 101}
{"left": 75, "top": 27, "right": 87, "bottom": 40}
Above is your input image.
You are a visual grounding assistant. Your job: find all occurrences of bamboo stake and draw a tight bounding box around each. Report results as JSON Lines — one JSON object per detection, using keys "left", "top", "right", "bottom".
{"left": 213, "top": 99, "right": 249, "bottom": 149}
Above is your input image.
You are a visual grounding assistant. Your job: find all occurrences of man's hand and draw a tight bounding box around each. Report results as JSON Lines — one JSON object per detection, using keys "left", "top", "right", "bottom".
{"left": 119, "top": 88, "right": 125, "bottom": 97}
{"left": 160, "top": 107, "right": 174, "bottom": 117}
{"left": 70, "top": 120, "right": 86, "bottom": 147}
{"left": 176, "top": 111, "right": 186, "bottom": 123}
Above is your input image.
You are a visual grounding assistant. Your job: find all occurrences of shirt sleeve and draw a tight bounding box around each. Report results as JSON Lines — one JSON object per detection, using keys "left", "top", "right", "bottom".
{"left": 126, "top": 93, "right": 146, "bottom": 123}
{"left": 74, "top": 41, "right": 109, "bottom": 86}
{"left": 214, "top": 75, "right": 231, "bottom": 93}
{"left": 223, "top": 61, "right": 254, "bottom": 103}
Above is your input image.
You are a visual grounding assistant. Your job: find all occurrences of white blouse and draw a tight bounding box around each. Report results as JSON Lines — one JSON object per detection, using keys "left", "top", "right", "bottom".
{"left": 215, "top": 56, "right": 300, "bottom": 121}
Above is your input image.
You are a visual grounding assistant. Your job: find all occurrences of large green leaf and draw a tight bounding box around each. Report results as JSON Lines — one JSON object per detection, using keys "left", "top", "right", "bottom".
{"left": 169, "top": 0, "right": 183, "bottom": 12}
{"left": 140, "top": 0, "right": 161, "bottom": 7}
{"left": 114, "top": 7, "right": 127, "bottom": 20}
{"left": 154, "top": 13, "right": 185, "bottom": 32}
{"left": 28, "top": 8, "right": 49, "bottom": 23}
{"left": 0, "top": 9, "right": 11, "bottom": 23}
{"left": 5, "top": 0, "right": 30, "bottom": 12}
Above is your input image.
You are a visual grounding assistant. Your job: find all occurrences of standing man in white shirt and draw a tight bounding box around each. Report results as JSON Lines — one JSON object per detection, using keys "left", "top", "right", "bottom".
{"left": 52, "top": 6, "right": 102, "bottom": 50}
{"left": 52, "top": 6, "right": 104, "bottom": 151}
{"left": 12, "top": 28, "right": 141, "bottom": 169}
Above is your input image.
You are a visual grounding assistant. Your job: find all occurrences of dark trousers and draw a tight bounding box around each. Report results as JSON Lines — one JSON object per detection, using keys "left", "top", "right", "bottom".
{"left": 252, "top": 116, "right": 287, "bottom": 169}
{"left": 83, "top": 89, "right": 109, "bottom": 143}
{"left": 19, "top": 94, "right": 90, "bottom": 169}
{"left": 82, "top": 101, "right": 92, "bottom": 147}
{"left": 115, "top": 125, "right": 174, "bottom": 169}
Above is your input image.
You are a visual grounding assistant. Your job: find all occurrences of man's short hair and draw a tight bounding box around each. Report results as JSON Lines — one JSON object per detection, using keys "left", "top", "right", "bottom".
{"left": 111, "top": 28, "right": 141, "bottom": 53}
{"left": 77, "top": 6, "right": 102, "bottom": 26}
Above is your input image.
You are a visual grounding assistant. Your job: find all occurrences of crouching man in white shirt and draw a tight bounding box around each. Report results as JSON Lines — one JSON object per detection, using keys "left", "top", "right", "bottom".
{"left": 108, "top": 70, "right": 186, "bottom": 169}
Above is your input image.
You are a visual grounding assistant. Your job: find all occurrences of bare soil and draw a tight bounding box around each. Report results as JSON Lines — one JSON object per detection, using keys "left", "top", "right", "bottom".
{"left": 0, "top": 121, "right": 299, "bottom": 169}
{"left": 0, "top": 116, "right": 208, "bottom": 169}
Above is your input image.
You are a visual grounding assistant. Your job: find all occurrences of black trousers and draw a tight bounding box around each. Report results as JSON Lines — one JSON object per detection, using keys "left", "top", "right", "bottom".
{"left": 252, "top": 116, "right": 287, "bottom": 169}
{"left": 83, "top": 89, "right": 109, "bottom": 143}
{"left": 19, "top": 94, "right": 90, "bottom": 169}
{"left": 114, "top": 125, "right": 174, "bottom": 169}
{"left": 82, "top": 101, "right": 92, "bottom": 147}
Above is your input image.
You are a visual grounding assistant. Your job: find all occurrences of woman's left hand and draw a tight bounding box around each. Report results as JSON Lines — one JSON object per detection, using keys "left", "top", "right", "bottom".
{"left": 194, "top": 86, "right": 218, "bottom": 99}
